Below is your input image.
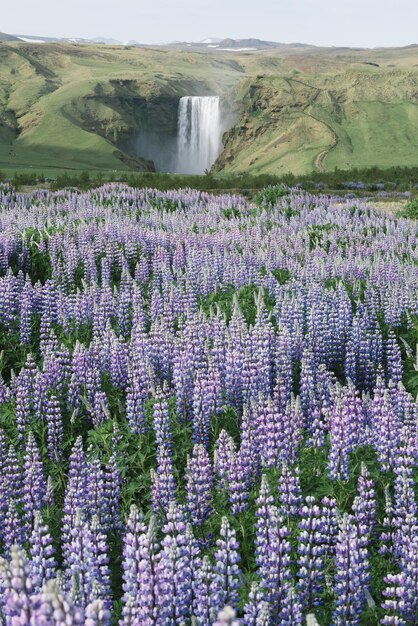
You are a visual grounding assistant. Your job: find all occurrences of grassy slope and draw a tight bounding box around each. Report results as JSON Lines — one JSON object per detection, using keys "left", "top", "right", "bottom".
{"left": 1, "top": 42, "right": 418, "bottom": 174}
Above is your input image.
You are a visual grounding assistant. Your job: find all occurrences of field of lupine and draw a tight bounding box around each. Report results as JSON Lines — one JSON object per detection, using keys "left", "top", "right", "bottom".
{"left": 0, "top": 182, "right": 417, "bottom": 625}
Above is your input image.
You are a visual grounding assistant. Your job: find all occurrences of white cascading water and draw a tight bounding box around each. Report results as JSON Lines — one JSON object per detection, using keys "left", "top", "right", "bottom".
{"left": 176, "top": 96, "right": 223, "bottom": 174}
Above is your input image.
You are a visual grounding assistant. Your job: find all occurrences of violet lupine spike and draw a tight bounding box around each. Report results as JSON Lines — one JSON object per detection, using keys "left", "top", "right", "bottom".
{"left": 156, "top": 502, "right": 192, "bottom": 624}
{"left": 211, "top": 517, "right": 242, "bottom": 615}
{"left": 152, "top": 384, "right": 173, "bottom": 452}
{"left": 62, "top": 437, "right": 88, "bottom": 558}
{"left": 151, "top": 443, "right": 177, "bottom": 515}
{"left": 239, "top": 403, "right": 260, "bottom": 485}
{"left": 214, "top": 430, "right": 237, "bottom": 491}
{"left": 3, "top": 497, "right": 28, "bottom": 558}
{"left": 379, "top": 485, "right": 395, "bottom": 557}
{"left": 192, "top": 364, "right": 217, "bottom": 448}
{"left": 105, "top": 453, "right": 123, "bottom": 533}
{"left": 333, "top": 514, "right": 370, "bottom": 626}
{"left": 46, "top": 393, "right": 64, "bottom": 462}
{"left": 352, "top": 463, "right": 376, "bottom": 541}
{"left": 29, "top": 512, "right": 56, "bottom": 592}
{"left": 185, "top": 444, "right": 214, "bottom": 527}
{"left": 278, "top": 462, "right": 302, "bottom": 519}
{"left": 89, "top": 515, "right": 112, "bottom": 610}
{"left": 381, "top": 531, "right": 418, "bottom": 625}
{"left": 193, "top": 555, "right": 214, "bottom": 626}
{"left": 254, "top": 394, "right": 281, "bottom": 469}
{"left": 33, "top": 579, "right": 85, "bottom": 625}
{"left": 23, "top": 431, "right": 47, "bottom": 530}
{"left": 392, "top": 445, "right": 417, "bottom": 559}
{"left": 120, "top": 511, "right": 160, "bottom": 626}
{"left": 320, "top": 497, "right": 339, "bottom": 560}
{"left": 120, "top": 505, "right": 146, "bottom": 617}
{"left": 85, "top": 599, "right": 112, "bottom": 626}
{"left": 385, "top": 331, "right": 403, "bottom": 386}
{"left": 86, "top": 457, "right": 109, "bottom": 527}
{"left": 255, "top": 475, "right": 292, "bottom": 614}
{"left": 125, "top": 353, "right": 150, "bottom": 435}
{"left": 279, "top": 584, "right": 303, "bottom": 626}
{"left": 1, "top": 444, "right": 23, "bottom": 532}
{"left": 242, "top": 582, "right": 271, "bottom": 626}
{"left": 227, "top": 449, "right": 250, "bottom": 515}
{"left": 328, "top": 383, "right": 364, "bottom": 480}
{"left": 0, "top": 545, "right": 35, "bottom": 624}
{"left": 213, "top": 606, "right": 241, "bottom": 626}
{"left": 370, "top": 384, "right": 400, "bottom": 472}
{"left": 64, "top": 509, "right": 110, "bottom": 610}
{"left": 297, "top": 496, "right": 326, "bottom": 610}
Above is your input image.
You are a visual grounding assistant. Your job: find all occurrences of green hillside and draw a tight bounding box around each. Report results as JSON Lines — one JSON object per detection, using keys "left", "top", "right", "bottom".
{"left": 1, "top": 41, "right": 418, "bottom": 175}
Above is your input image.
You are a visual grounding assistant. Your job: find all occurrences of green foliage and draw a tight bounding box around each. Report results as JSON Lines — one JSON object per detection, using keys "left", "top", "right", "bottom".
{"left": 254, "top": 184, "right": 289, "bottom": 208}
{"left": 402, "top": 197, "right": 418, "bottom": 218}
{"left": 199, "top": 284, "right": 275, "bottom": 326}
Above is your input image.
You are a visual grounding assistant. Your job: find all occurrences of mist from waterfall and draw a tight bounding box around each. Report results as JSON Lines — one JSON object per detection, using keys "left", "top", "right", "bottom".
{"left": 176, "top": 96, "right": 223, "bottom": 174}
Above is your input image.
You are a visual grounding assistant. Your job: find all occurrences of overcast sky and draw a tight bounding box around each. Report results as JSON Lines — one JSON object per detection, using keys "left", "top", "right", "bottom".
{"left": 3, "top": 0, "right": 418, "bottom": 47}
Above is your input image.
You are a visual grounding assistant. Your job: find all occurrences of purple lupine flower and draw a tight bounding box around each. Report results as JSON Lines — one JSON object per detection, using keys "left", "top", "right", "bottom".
{"left": 23, "top": 431, "right": 47, "bottom": 530}
{"left": 254, "top": 394, "right": 281, "bottom": 469}
{"left": 227, "top": 449, "right": 250, "bottom": 515}
{"left": 379, "top": 485, "right": 395, "bottom": 557}
{"left": 64, "top": 509, "right": 110, "bottom": 610}
{"left": 151, "top": 443, "right": 177, "bottom": 514}
{"left": 297, "top": 496, "right": 326, "bottom": 609}
{"left": 279, "top": 584, "right": 303, "bottom": 625}
{"left": 15, "top": 354, "right": 38, "bottom": 439}
{"left": 125, "top": 347, "right": 151, "bottom": 434}
{"left": 29, "top": 512, "right": 56, "bottom": 592}
{"left": 381, "top": 531, "right": 418, "bottom": 624}
{"left": 152, "top": 385, "right": 172, "bottom": 452}
{"left": 214, "top": 430, "right": 237, "bottom": 490}
{"left": 45, "top": 393, "right": 64, "bottom": 461}
{"left": 213, "top": 606, "right": 241, "bottom": 626}
{"left": 278, "top": 462, "right": 302, "bottom": 519}
{"left": 62, "top": 437, "right": 88, "bottom": 557}
{"left": 211, "top": 517, "right": 242, "bottom": 614}
{"left": 333, "top": 514, "right": 369, "bottom": 625}
{"left": 392, "top": 444, "right": 417, "bottom": 562}
{"left": 3, "top": 498, "right": 28, "bottom": 557}
{"left": 185, "top": 444, "right": 214, "bottom": 526}
{"left": 370, "top": 385, "right": 400, "bottom": 472}
{"left": 85, "top": 599, "right": 112, "bottom": 626}
{"left": 328, "top": 383, "right": 364, "bottom": 480}
{"left": 243, "top": 582, "right": 271, "bottom": 626}
{"left": 193, "top": 555, "right": 214, "bottom": 626}
{"left": 86, "top": 456, "right": 109, "bottom": 526}
{"left": 255, "top": 475, "right": 292, "bottom": 615}
{"left": 33, "top": 579, "right": 85, "bottom": 625}
{"left": 19, "top": 281, "right": 34, "bottom": 345}
{"left": 1, "top": 444, "right": 23, "bottom": 529}
{"left": 239, "top": 403, "right": 260, "bottom": 485}
{"left": 192, "top": 365, "right": 217, "bottom": 447}
{"left": 156, "top": 502, "right": 192, "bottom": 624}
{"left": 321, "top": 496, "right": 339, "bottom": 559}
{"left": 385, "top": 331, "right": 403, "bottom": 386}
{"left": 120, "top": 505, "right": 146, "bottom": 604}
{"left": 0, "top": 545, "right": 35, "bottom": 623}
{"left": 352, "top": 463, "right": 376, "bottom": 541}
{"left": 120, "top": 511, "right": 159, "bottom": 626}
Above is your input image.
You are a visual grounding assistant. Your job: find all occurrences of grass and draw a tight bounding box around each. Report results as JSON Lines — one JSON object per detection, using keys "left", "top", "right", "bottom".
{"left": 1, "top": 41, "right": 418, "bottom": 176}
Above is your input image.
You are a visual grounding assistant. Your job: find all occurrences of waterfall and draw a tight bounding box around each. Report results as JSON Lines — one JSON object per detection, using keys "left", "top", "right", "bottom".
{"left": 176, "top": 96, "right": 223, "bottom": 174}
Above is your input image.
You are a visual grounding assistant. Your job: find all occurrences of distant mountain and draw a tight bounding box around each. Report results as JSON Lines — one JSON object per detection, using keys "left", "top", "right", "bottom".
{"left": 0, "top": 32, "right": 314, "bottom": 50}
{"left": 0, "top": 32, "right": 131, "bottom": 45}
{"left": 0, "top": 32, "right": 19, "bottom": 41}
{"left": 217, "top": 38, "right": 283, "bottom": 49}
